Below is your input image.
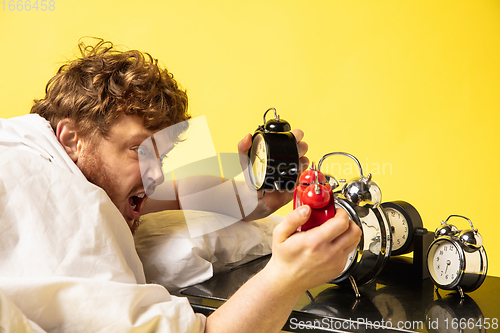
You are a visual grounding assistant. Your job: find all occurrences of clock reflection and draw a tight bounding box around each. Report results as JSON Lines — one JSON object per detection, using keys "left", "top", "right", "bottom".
{"left": 425, "top": 293, "right": 485, "bottom": 333}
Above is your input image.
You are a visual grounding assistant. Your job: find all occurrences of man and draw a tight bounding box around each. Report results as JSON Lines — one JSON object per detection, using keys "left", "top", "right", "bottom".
{"left": 0, "top": 39, "right": 361, "bottom": 332}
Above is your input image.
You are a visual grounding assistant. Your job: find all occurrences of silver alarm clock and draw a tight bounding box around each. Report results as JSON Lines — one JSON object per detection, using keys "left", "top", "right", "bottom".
{"left": 317, "top": 152, "right": 392, "bottom": 297}
{"left": 426, "top": 215, "right": 488, "bottom": 298}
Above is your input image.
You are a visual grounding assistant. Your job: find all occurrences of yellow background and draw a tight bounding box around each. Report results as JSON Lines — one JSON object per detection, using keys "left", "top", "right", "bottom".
{"left": 1, "top": 1, "right": 499, "bottom": 277}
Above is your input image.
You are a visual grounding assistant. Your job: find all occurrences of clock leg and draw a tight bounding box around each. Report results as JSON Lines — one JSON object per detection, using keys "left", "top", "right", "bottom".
{"left": 457, "top": 285, "right": 464, "bottom": 299}
{"left": 434, "top": 286, "right": 442, "bottom": 299}
{"left": 349, "top": 276, "right": 361, "bottom": 298}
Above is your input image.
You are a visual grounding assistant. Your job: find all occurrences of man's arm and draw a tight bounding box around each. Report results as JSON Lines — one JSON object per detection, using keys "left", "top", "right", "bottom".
{"left": 142, "top": 129, "right": 309, "bottom": 220}
{"left": 205, "top": 206, "right": 362, "bottom": 333}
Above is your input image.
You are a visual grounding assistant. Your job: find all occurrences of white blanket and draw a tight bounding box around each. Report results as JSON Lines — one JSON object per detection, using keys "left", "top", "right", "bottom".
{"left": 0, "top": 115, "right": 205, "bottom": 332}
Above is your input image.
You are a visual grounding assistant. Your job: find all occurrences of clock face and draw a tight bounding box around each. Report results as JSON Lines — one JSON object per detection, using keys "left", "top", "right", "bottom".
{"left": 381, "top": 201, "right": 423, "bottom": 256}
{"left": 329, "top": 197, "right": 391, "bottom": 288}
{"left": 332, "top": 199, "right": 360, "bottom": 279}
{"left": 384, "top": 207, "right": 409, "bottom": 252}
{"left": 249, "top": 133, "right": 268, "bottom": 189}
{"left": 428, "top": 240, "right": 462, "bottom": 287}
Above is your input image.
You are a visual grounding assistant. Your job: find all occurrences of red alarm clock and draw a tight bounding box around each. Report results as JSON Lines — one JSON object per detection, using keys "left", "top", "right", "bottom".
{"left": 294, "top": 163, "right": 336, "bottom": 231}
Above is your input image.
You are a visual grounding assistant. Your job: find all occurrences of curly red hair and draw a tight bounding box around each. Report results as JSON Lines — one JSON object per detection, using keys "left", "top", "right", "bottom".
{"left": 31, "top": 38, "right": 190, "bottom": 139}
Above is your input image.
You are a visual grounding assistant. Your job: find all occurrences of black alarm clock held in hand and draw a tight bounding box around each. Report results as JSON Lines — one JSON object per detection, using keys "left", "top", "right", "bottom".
{"left": 248, "top": 108, "right": 300, "bottom": 192}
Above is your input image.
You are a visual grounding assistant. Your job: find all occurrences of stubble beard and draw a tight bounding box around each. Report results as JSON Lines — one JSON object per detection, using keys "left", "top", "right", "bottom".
{"left": 77, "top": 144, "right": 140, "bottom": 232}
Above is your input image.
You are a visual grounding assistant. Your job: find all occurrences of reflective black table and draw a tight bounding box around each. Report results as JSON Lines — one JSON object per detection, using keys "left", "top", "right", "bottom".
{"left": 180, "top": 255, "right": 500, "bottom": 332}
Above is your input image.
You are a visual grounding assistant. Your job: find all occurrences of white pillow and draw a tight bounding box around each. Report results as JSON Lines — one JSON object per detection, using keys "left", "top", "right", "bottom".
{"left": 134, "top": 210, "right": 282, "bottom": 292}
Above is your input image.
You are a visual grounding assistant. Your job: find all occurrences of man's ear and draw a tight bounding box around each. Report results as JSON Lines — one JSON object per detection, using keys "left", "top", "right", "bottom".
{"left": 56, "top": 119, "right": 84, "bottom": 162}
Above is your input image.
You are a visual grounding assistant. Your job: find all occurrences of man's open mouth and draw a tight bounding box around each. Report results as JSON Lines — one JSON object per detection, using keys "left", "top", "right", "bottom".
{"left": 129, "top": 193, "right": 146, "bottom": 212}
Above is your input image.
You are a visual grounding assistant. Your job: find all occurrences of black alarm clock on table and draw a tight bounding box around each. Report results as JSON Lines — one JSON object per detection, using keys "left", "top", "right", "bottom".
{"left": 381, "top": 201, "right": 424, "bottom": 256}
{"left": 248, "top": 108, "right": 300, "bottom": 192}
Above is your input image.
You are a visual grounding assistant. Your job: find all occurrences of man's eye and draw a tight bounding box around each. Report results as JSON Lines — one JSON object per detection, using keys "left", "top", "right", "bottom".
{"left": 135, "top": 146, "right": 148, "bottom": 156}
{"left": 160, "top": 153, "right": 168, "bottom": 164}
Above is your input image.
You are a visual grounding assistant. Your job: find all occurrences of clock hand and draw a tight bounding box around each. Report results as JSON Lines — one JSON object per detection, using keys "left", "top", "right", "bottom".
{"left": 445, "top": 260, "right": 451, "bottom": 273}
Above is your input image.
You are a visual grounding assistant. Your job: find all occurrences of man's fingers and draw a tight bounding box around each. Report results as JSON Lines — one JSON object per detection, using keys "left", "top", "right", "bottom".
{"left": 237, "top": 134, "right": 253, "bottom": 172}
{"left": 336, "top": 219, "right": 362, "bottom": 251}
{"left": 275, "top": 207, "right": 355, "bottom": 247}
{"left": 291, "top": 129, "right": 308, "bottom": 158}
{"left": 298, "top": 156, "right": 310, "bottom": 175}
{"left": 309, "top": 208, "right": 352, "bottom": 242}
{"left": 238, "top": 133, "right": 252, "bottom": 155}
{"left": 291, "top": 129, "right": 304, "bottom": 143}
{"left": 297, "top": 141, "right": 308, "bottom": 158}
{"left": 273, "top": 205, "right": 311, "bottom": 243}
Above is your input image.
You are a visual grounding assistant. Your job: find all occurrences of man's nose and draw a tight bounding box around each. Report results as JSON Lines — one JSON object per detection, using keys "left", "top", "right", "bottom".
{"left": 143, "top": 157, "right": 165, "bottom": 190}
